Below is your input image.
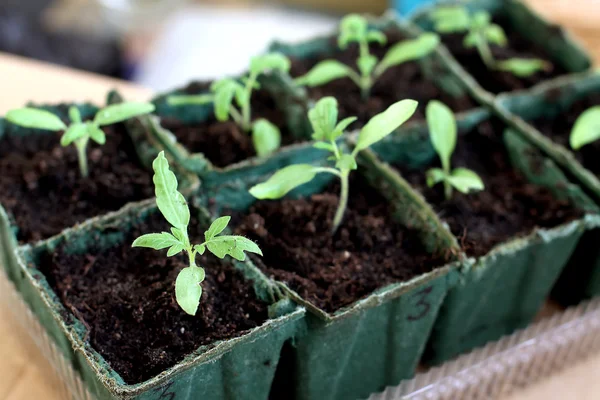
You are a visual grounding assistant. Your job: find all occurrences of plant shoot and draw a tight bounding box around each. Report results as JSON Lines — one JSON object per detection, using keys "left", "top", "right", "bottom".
{"left": 133, "top": 152, "right": 262, "bottom": 315}
{"left": 569, "top": 106, "right": 600, "bottom": 150}
{"left": 430, "top": 7, "right": 551, "bottom": 77}
{"left": 295, "top": 14, "right": 439, "bottom": 99}
{"left": 425, "top": 100, "right": 484, "bottom": 199}
{"left": 6, "top": 103, "right": 155, "bottom": 177}
{"left": 167, "top": 53, "right": 291, "bottom": 157}
{"left": 249, "top": 96, "right": 417, "bottom": 233}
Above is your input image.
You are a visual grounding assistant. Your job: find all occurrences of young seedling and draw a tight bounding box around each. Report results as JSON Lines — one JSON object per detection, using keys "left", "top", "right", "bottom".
{"left": 249, "top": 96, "right": 417, "bottom": 234}
{"left": 6, "top": 103, "right": 155, "bottom": 178}
{"left": 425, "top": 100, "right": 484, "bottom": 199}
{"left": 295, "top": 14, "right": 440, "bottom": 99}
{"left": 132, "top": 152, "right": 262, "bottom": 315}
{"left": 569, "top": 106, "right": 600, "bottom": 150}
{"left": 430, "top": 7, "right": 551, "bottom": 77}
{"left": 167, "top": 52, "right": 291, "bottom": 157}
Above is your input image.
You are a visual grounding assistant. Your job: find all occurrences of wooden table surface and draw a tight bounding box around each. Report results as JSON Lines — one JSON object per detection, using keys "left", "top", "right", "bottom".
{"left": 1, "top": 1, "right": 600, "bottom": 398}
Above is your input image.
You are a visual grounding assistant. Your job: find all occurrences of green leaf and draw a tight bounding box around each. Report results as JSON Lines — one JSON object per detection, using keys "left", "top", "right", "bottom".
{"left": 69, "top": 106, "right": 82, "bottom": 123}
{"left": 205, "top": 216, "right": 231, "bottom": 241}
{"left": 426, "top": 100, "right": 456, "bottom": 172}
{"left": 295, "top": 60, "right": 355, "bottom": 87}
{"left": 308, "top": 96, "right": 338, "bottom": 141}
{"left": 463, "top": 31, "right": 479, "bottom": 48}
{"left": 175, "top": 266, "right": 205, "bottom": 315}
{"left": 338, "top": 14, "right": 368, "bottom": 48}
{"left": 570, "top": 106, "right": 600, "bottom": 150}
{"left": 60, "top": 123, "right": 88, "bottom": 146}
{"left": 354, "top": 99, "right": 418, "bottom": 154}
{"left": 334, "top": 116, "right": 357, "bottom": 137}
{"left": 447, "top": 168, "right": 484, "bottom": 194}
{"left": 471, "top": 11, "right": 491, "bottom": 29}
{"left": 167, "top": 94, "right": 214, "bottom": 106}
{"left": 367, "top": 30, "right": 386, "bottom": 45}
{"left": 6, "top": 108, "right": 66, "bottom": 131}
{"left": 430, "top": 6, "right": 471, "bottom": 33}
{"left": 249, "top": 164, "right": 317, "bottom": 199}
{"left": 167, "top": 244, "right": 185, "bottom": 257}
{"left": 357, "top": 54, "right": 378, "bottom": 77}
{"left": 335, "top": 154, "right": 357, "bottom": 171}
{"left": 87, "top": 124, "right": 106, "bottom": 145}
{"left": 495, "top": 58, "right": 551, "bottom": 77}
{"left": 485, "top": 24, "right": 507, "bottom": 46}
{"left": 152, "top": 151, "right": 190, "bottom": 231}
{"left": 206, "top": 236, "right": 262, "bottom": 261}
{"left": 313, "top": 142, "right": 335, "bottom": 151}
{"left": 252, "top": 119, "right": 281, "bottom": 157}
{"left": 94, "top": 102, "right": 155, "bottom": 126}
{"left": 426, "top": 167, "right": 446, "bottom": 187}
{"left": 376, "top": 33, "right": 439, "bottom": 75}
{"left": 194, "top": 244, "right": 206, "bottom": 255}
{"left": 171, "top": 227, "right": 187, "bottom": 243}
{"left": 250, "top": 52, "right": 291, "bottom": 75}
{"left": 132, "top": 232, "right": 181, "bottom": 250}
{"left": 211, "top": 79, "right": 240, "bottom": 121}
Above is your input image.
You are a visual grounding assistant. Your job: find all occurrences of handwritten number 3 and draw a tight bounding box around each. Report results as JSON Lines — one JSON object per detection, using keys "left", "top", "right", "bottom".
{"left": 407, "top": 286, "right": 433, "bottom": 321}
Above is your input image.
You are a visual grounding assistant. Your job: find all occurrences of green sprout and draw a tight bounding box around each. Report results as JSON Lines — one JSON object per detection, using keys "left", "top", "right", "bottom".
{"left": 295, "top": 14, "right": 439, "bottom": 99}
{"left": 5, "top": 103, "right": 155, "bottom": 178}
{"left": 430, "top": 7, "right": 551, "bottom": 77}
{"left": 249, "top": 96, "right": 417, "bottom": 233}
{"left": 569, "top": 106, "right": 600, "bottom": 150}
{"left": 167, "top": 53, "right": 291, "bottom": 158}
{"left": 132, "top": 152, "right": 262, "bottom": 315}
{"left": 425, "top": 100, "right": 484, "bottom": 199}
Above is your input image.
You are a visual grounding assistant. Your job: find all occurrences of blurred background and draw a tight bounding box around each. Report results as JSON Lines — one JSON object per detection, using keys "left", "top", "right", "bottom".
{"left": 0, "top": 0, "right": 597, "bottom": 92}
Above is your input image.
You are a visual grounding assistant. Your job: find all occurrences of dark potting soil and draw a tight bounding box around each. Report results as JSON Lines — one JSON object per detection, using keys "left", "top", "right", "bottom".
{"left": 38, "top": 212, "right": 269, "bottom": 384}
{"left": 289, "top": 29, "right": 477, "bottom": 124}
{"left": 0, "top": 123, "right": 154, "bottom": 243}
{"left": 395, "top": 120, "right": 582, "bottom": 258}
{"left": 440, "top": 18, "right": 566, "bottom": 94}
{"left": 160, "top": 82, "right": 296, "bottom": 168}
{"left": 232, "top": 175, "right": 451, "bottom": 313}
{"left": 530, "top": 93, "right": 600, "bottom": 175}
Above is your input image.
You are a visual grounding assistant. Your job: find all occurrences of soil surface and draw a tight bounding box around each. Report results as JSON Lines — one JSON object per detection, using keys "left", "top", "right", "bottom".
{"left": 38, "top": 212, "right": 269, "bottom": 384}
{"left": 161, "top": 82, "right": 296, "bottom": 168}
{"left": 530, "top": 93, "right": 600, "bottom": 174}
{"left": 395, "top": 120, "right": 582, "bottom": 257}
{"left": 0, "top": 121, "right": 154, "bottom": 243}
{"left": 440, "top": 18, "right": 566, "bottom": 94}
{"left": 232, "top": 175, "right": 451, "bottom": 313}
{"left": 289, "top": 29, "right": 478, "bottom": 125}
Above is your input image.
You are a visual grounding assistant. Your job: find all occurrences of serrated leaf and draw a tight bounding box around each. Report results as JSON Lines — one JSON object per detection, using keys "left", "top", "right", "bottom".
{"left": 69, "top": 106, "right": 82, "bottom": 123}
{"left": 152, "top": 151, "right": 190, "bottom": 231}
{"left": 313, "top": 142, "right": 335, "bottom": 151}
{"left": 206, "top": 236, "right": 262, "bottom": 261}
{"left": 94, "top": 102, "right": 155, "bottom": 126}
{"left": 252, "top": 119, "right": 281, "bottom": 157}
{"left": 175, "top": 266, "right": 205, "bottom": 315}
{"left": 447, "top": 168, "right": 484, "bottom": 194}
{"left": 167, "top": 94, "right": 214, "bottom": 106}
{"left": 354, "top": 99, "right": 418, "bottom": 154}
{"left": 205, "top": 216, "right": 231, "bottom": 241}
{"left": 426, "top": 168, "right": 446, "bottom": 188}
{"left": 60, "top": 123, "right": 88, "bottom": 146}
{"left": 426, "top": 100, "right": 456, "bottom": 172}
{"left": 167, "top": 244, "right": 185, "bottom": 257}
{"left": 6, "top": 108, "right": 66, "bottom": 131}
{"left": 367, "top": 30, "right": 387, "bottom": 45}
{"left": 376, "top": 33, "right": 439, "bottom": 75}
{"left": 338, "top": 14, "right": 368, "bottom": 48}
{"left": 308, "top": 96, "right": 338, "bottom": 141}
{"left": 249, "top": 164, "right": 317, "bottom": 199}
{"left": 88, "top": 124, "right": 106, "bottom": 145}
{"left": 430, "top": 6, "right": 471, "bottom": 33}
{"left": 570, "top": 106, "right": 600, "bottom": 150}
{"left": 295, "top": 60, "right": 355, "bottom": 87}
{"left": 495, "top": 58, "right": 551, "bottom": 78}
{"left": 335, "top": 154, "right": 357, "bottom": 171}
{"left": 485, "top": 24, "right": 507, "bottom": 46}
{"left": 132, "top": 232, "right": 181, "bottom": 250}
{"left": 250, "top": 52, "right": 291, "bottom": 75}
